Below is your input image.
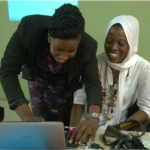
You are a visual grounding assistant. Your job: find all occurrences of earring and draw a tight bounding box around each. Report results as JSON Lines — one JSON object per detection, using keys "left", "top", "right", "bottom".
{"left": 48, "top": 38, "right": 50, "bottom": 43}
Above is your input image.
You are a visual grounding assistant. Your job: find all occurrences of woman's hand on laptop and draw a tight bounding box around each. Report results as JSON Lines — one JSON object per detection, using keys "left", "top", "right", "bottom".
{"left": 22, "top": 116, "right": 45, "bottom": 122}
{"left": 69, "top": 117, "right": 99, "bottom": 145}
{"left": 15, "top": 103, "right": 45, "bottom": 122}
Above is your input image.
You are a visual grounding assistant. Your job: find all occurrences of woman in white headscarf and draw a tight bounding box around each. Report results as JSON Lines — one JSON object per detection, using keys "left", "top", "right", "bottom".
{"left": 70, "top": 15, "right": 150, "bottom": 130}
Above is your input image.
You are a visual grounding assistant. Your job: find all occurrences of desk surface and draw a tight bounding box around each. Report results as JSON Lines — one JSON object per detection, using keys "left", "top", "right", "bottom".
{"left": 77, "top": 128, "right": 150, "bottom": 149}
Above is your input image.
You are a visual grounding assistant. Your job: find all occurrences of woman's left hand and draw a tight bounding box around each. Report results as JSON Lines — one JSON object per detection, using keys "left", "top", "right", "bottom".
{"left": 69, "top": 117, "right": 99, "bottom": 144}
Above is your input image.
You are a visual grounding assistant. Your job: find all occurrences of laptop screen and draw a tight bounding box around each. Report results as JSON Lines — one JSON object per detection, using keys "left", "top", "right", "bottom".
{"left": 0, "top": 122, "right": 66, "bottom": 149}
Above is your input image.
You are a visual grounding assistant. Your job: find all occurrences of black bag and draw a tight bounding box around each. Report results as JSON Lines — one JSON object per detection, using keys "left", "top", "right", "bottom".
{"left": 127, "top": 101, "right": 150, "bottom": 132}
{"left": 103, "top": 120, "right": 148, "bottom": 149}
{"left": 0, "top": 107, "right": 4, "bottom": 122}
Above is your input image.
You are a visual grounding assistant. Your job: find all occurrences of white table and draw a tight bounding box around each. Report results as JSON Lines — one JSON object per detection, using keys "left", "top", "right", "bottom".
{"left": 77, "top": 128, "right": 150, "bottom": 149}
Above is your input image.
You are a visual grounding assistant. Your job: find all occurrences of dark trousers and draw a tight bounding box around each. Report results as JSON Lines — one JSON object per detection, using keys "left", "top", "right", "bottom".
{"left": 51, "top": 101, "right": 73, "bottom": 126}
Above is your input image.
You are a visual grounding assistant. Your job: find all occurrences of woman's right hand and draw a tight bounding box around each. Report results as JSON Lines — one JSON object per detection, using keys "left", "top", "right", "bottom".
{"left": 15, "top": 103, "right": 45, "bottom": 122}
{"left": 22, "top": 115, "right": 45, "bottom": 122}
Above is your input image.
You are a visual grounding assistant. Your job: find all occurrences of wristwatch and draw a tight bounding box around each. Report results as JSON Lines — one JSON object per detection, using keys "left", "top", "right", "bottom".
{"left": 87, "top": 113, "right": 100, "bottom": 120}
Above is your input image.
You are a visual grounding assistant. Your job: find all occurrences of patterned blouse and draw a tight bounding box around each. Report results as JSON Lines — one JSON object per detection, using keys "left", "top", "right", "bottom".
{"left": 28, "top": 48, "right": 73, "bottom": 120}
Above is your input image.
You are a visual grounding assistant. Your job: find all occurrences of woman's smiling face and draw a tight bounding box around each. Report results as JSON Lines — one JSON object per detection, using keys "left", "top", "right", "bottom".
{"left": 48, "top": 35, "right": 81, "bottom": 64}
{"left": 105, "top": 24, "right": 129, "bottom": 63}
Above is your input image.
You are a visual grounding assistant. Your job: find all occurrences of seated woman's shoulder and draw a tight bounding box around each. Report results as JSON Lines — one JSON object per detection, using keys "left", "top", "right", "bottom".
{"left": 134, "top": 56, "right": 150, "bottom": 74}
{"left": 137, "top": 56, "right": 150, "bottom": 67}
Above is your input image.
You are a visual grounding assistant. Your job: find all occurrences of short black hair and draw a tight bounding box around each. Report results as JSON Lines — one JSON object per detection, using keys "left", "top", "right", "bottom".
{"left": 47, "top": 3, "right": 85, "bottom": 39}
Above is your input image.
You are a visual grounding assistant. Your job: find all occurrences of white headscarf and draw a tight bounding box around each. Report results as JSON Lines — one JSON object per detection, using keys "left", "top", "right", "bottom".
{"left": 104, "top": 15, "right": 140, "bottom": 126}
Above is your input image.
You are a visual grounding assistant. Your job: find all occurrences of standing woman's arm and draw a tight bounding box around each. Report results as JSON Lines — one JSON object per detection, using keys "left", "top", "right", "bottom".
{"left": 69, "top": 33, "right": 102, "bottom": 144}
{"left": 0, "top": 17, "right": 29, "bottom": 110}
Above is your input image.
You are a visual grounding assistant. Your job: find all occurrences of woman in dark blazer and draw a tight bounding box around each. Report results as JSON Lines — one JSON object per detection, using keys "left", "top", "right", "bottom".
{"left": 0, "top": 3, "right": 102, "bottom": 144}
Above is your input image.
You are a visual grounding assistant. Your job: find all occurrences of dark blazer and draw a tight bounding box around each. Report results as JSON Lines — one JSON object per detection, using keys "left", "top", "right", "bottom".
{"left": 0, "top": 15, "right": 102, "bottom": 110}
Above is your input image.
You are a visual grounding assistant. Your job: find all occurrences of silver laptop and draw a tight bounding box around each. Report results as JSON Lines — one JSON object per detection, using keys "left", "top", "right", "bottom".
{"left": 0, "top": 122, "right": 66, "bottom": 149}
